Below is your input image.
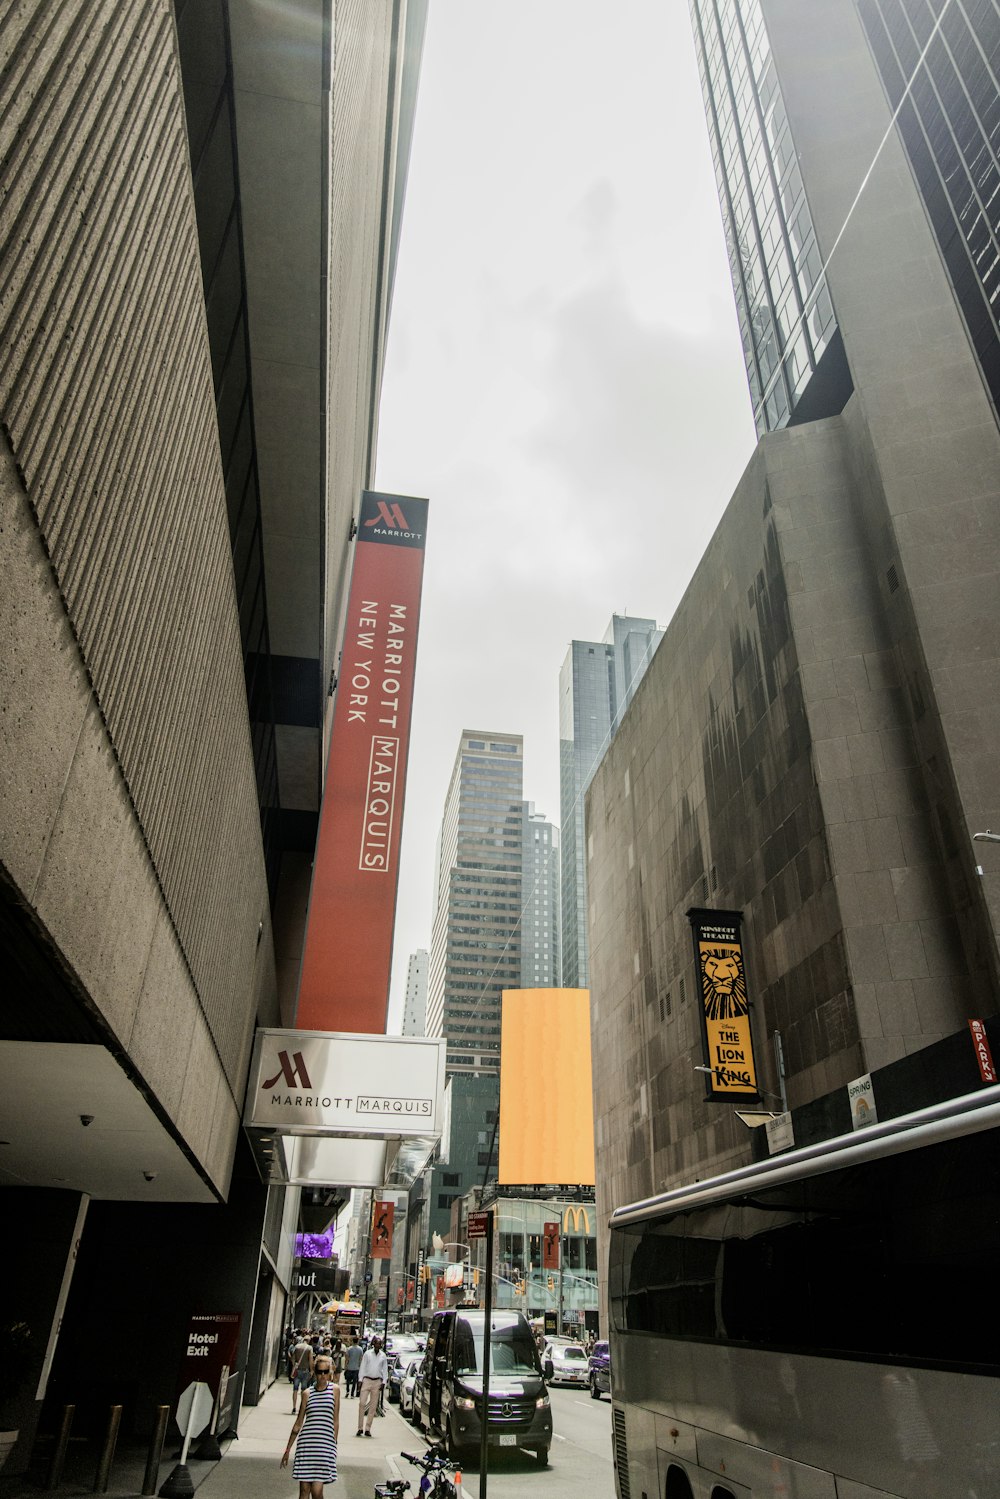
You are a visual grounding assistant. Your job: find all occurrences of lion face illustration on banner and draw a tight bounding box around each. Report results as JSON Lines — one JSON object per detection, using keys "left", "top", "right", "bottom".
{"left": 700, "top": 944, "right": 749, "bottom": 1021}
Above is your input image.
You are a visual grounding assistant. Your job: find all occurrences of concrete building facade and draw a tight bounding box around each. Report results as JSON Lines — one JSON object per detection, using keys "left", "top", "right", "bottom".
{"left": 426, "top": 732, "right": 524, "bottom": 1075}
{"left": 520, "top": 806, "right": 561, "bottom": 988}
{"left": 587, "top": 0, "right": 1000, "bottom": 1308}
{"left": 402, "top": 948, "right": 429, "bottom": 1036}
{"left": 0, "top": 0, "right": 425, "bottom": 1467}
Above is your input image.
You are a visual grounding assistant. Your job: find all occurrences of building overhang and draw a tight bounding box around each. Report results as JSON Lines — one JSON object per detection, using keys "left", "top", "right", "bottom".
{"left": 243, "top": 1028, "right": 445, "bottom": 1188}
{"left": 0, "top": 1042, "right": 219, "bottom": 1203}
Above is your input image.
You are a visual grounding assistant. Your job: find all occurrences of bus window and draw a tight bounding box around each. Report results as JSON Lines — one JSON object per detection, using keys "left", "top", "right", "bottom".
{"left": 609, "top": 1089, "right": 1000, "bottom": 1499}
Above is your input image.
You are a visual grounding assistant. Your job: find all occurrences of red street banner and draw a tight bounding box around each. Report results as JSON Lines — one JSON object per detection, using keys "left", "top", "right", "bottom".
{"left": 969, "top": 1019, "right": 997, "bottom": 1083}
{"left": 435, "top": 1275, "right": 445, "bottom": 1308}
{"left": 296, "top": 491, "right": 429, "bottom": 1034}
{"left": 542, "top": 1221, "right": 560, "bottom": 1270}
{"left": 371, "top": 1201, "right": 395, "bottom": 1260}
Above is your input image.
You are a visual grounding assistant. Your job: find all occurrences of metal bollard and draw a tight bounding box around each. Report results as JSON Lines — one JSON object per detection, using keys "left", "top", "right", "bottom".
{"left": 47, "top": 1404, "right": 75, "bottom": 1490}
{"left": 142, "top": 1407, "right": 170, "bottom": 1496}
{"left": 93, "top": 1405, "right": 122, "bottom": 1494}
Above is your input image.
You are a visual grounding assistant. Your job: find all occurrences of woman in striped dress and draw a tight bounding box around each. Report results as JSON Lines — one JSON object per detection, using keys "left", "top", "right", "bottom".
{"left": 282, "top": 1356, "right": 340, "bottom": 1494}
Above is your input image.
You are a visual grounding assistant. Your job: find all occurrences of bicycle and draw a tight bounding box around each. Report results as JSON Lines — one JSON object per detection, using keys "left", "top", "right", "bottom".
{"left": 374, "top": 1443, "right": 462, "bottom": 1498}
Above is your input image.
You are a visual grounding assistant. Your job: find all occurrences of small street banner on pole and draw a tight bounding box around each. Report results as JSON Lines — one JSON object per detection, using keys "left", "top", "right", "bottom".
{"left": 542, "top": 1222, "right": 560, "bottom": 1270}
{"left": 687, "top": 908, "right": 759, "bottom": 1101}
{"left": 371, "top": 1201, "right": 394, "bottom": 1259}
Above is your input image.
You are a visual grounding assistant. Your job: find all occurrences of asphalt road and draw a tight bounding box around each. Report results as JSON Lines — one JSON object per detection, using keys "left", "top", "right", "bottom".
{"left": 419, "top": 1384, "right": 616, "bottom": 1499}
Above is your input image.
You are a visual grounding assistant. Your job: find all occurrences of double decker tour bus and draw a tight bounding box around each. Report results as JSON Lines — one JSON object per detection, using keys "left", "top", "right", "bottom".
{"left": 607, "top": 1084, "right": 1000, "bottom": 1499}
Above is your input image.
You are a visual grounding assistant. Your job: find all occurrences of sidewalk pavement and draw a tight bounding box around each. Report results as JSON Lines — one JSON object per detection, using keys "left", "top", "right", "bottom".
{"left": 198, "top": 1377, "right": 418, "bottom": 1499}
{"left": 0, "top": 1379, "right": 411, "bottom": 1499}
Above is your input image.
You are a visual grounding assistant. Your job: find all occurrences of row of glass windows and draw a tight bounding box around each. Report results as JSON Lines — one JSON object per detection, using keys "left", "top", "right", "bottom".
{"left": 693, "top": 0, "right": 838, "bottom": 432}
{"left": 858, "top": 0, "right": 1000, "bottom": 419}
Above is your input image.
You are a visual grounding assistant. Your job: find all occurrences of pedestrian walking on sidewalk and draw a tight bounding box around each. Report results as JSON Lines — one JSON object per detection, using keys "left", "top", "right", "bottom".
{"left": 355, "top": 1336, "right": 388, "bottom": 1436}
{"left": 282, "top": 1356, "right": 340, "bottom": 1495}
{"left": 344, "top": 1335, "right": 362, "bottom": 1397}
{"left": 290, "top": 1334, "right": 315, "bottom": 1415}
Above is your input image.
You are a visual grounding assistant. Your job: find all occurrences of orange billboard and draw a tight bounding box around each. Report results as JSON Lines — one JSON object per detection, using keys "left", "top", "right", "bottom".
{"left": 498, "top": 989, "right": 595, "bottom": 1186}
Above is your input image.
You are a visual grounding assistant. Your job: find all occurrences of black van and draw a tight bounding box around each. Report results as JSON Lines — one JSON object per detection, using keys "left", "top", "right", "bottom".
{"left": 417, "top": 1308, "right": 552, "bottom": 1465}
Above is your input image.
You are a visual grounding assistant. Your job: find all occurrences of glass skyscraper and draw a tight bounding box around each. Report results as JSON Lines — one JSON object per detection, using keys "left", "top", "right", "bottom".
{"left": 690, "top": 0, "right": 854, "bottom": 433}
{"left": 856, "top": 0, "right": 1000, "bottom": 419}
{"left": 559, "top": 615, "right": 662, "bottom": 990}
{"left": 426, "top": 732, "right": 524, "bottom": 1074}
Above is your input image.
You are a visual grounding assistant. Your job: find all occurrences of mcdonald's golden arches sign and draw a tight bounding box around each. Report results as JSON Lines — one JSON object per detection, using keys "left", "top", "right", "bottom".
{"left": 687, "top": 908, "right": 759, "bottom": 1101}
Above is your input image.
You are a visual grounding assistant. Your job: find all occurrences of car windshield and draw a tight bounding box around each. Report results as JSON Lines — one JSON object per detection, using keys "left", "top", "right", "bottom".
{"left": 594, "top": 1342, "right": 608, "bottom": 1356}
{"left": 560, "top": 1346, "right": 586, "bottom": 1360}
{"left": 454, "top": 1315, "right": 540, "bottom": 1377}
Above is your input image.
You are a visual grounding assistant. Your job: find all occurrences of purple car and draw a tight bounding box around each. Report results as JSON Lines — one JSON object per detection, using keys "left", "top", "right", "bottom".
{"left": 588, "top": 1340, "right": 611, "bottom": 1399}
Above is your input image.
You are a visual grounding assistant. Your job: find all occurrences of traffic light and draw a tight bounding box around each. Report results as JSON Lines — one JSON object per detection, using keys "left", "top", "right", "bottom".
{"left": 547, "top": 1275, "right": 555, "bottom": 1291}
{"left": 473, "top": 1267, "right": 480, "bottom": 1287}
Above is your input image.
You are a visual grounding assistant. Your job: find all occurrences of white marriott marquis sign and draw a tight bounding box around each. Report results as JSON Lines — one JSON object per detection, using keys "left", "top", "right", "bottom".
{"left": 245, "top": 1029, "right": 447, "bottom": 1138}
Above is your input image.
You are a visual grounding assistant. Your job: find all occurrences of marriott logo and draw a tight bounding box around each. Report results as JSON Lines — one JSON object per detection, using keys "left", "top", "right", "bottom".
{"left": 262, "top": 1050, "right": 313, "bottom": 1090}
{"left": 364, "top": 500, "right": 409, "bottom": 531}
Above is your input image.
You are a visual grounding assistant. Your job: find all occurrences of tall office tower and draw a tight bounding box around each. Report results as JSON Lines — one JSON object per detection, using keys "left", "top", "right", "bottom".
{"left": 0, "top": 0, "right": 425, "bottom": 1465}
{"left": 559, "top": 616, "right": 662, "bottom": 988}
{"left": 854, "top": 1, "right": 1000, "bottom": 415}
{"left": 402, "top": 949, "right": 429, "bottom": 1036}
{"left": 690, "top": 0, "right": 855, "bottom": 434}
{"left": 520, "top": 806, "right": 561, "bottom": 988}
{"left": 426, "top": 733, "right": 524, "bottom": 1074}
{"left": 587, "top": 0, "right": 1000, "bottom": 1266}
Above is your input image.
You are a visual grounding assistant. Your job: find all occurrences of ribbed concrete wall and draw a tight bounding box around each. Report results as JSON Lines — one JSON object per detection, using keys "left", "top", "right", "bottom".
{"left": 325, "top": 0, "right": 398, "bottom": 672}
{"left": 0, "top": 0, "right": 275, "bottom": 1151}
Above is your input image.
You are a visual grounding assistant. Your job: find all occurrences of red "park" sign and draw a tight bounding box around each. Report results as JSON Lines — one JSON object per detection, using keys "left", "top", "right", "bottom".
{"left": 969, "top": 1019, "right": 997, "bottom": 1083}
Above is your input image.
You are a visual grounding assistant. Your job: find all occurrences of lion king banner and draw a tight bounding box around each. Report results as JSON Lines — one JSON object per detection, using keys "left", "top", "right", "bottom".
{"left": 687, "top": 908, "right": 759, "bottom": 1101}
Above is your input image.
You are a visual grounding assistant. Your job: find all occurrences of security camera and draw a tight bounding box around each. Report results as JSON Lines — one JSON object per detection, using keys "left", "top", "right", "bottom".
{"left": 80, "top": 1114, "right": 94, "bottom": 1127}
{"left": 142, "top": 1170, "right": 158, "bottom": 1182}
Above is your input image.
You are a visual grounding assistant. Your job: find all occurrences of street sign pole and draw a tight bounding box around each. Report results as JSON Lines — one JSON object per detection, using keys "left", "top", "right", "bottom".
{"left": 159, "top": 1382, "right": 212, "bottom": 1499}
{"left": 479, "top": 1209, "right": 494, "bottom": 1499}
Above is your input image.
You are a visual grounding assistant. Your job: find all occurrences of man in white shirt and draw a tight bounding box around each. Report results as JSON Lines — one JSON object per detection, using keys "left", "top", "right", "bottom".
{"left": 356, "top": 1336, "right": 388, "bottom": 1435}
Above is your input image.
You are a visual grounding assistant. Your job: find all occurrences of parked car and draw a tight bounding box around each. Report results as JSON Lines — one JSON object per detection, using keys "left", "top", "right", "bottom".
{"left": 386, "top": 1332, "right": 420, "bottom": 1357}
{"left": 418, "top": 1307, "right": 551, "bottom": 1465}
{"left": 588, "top": 1340, "right": 611, "bottom": 1399}
{"left": 389, "top": 1349, "right": 423, "bottom": 1404}
{"left": 400, "top": 1353, "right": 425, "bottom": 1419}
{"left": 542, "top": 1339, "right": 589, "bottom": 1387}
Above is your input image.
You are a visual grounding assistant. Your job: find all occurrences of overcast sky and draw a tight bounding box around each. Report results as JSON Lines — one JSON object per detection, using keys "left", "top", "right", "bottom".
{"left": 374, "top": 2, "right": 759, "bottom": 1030}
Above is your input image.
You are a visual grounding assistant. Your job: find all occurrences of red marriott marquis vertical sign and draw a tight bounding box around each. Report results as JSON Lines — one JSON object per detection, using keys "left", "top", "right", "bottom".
{"left": 297, "top": 491, "right": 429, "bottom": 1034}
